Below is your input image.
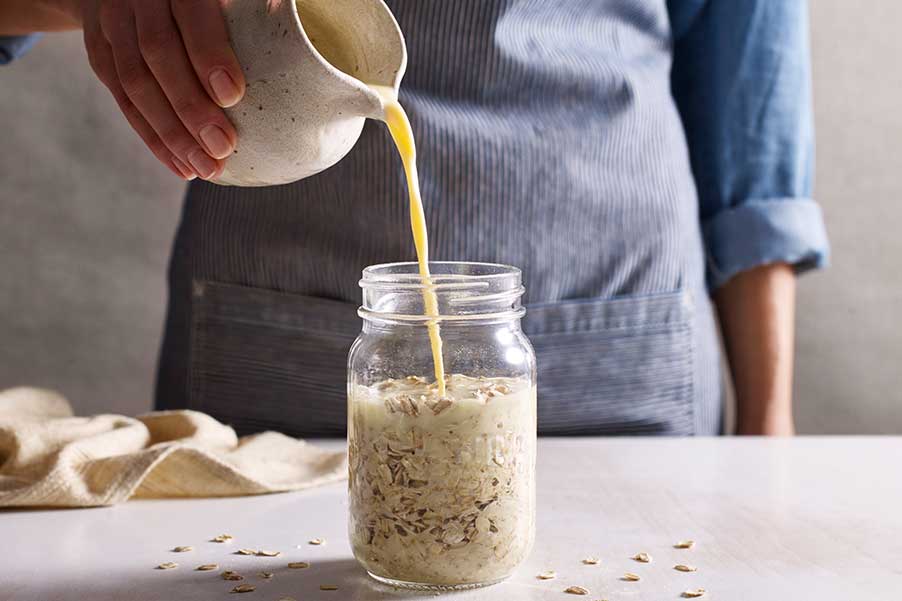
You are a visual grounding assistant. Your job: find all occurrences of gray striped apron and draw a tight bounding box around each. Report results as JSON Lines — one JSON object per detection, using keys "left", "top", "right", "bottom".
{"left": 155, "top": 0, "right": 723, "bottom": 436}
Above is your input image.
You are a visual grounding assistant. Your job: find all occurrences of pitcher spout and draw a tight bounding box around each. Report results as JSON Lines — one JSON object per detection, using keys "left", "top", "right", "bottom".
{"left": 214, "top": 0, "right": 407, "bottom": 187}
{"left": 294, "top": 0, "right": 406, "bottom": 120}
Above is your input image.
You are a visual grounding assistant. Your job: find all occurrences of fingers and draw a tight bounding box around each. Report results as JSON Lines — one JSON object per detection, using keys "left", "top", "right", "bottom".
{"left": 170, "top": 0, "right": 246, "bottom": 108}
{"left": 98, "top": 0, "right": 224, "bottom": 179}
{"left": 84, "top": 18, "right": 195, "bottom": 180}
{"left": 115, "top": 88, "right": 199, "bottom": 181}
{"left": 85, "top": 0, "right": 240, "bottom": 181}
{"left": 131, "top": 1, "right": 238, "bottom": 162}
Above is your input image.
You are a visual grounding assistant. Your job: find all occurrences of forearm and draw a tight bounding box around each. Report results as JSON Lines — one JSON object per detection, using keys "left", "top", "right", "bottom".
{"left": 0, "top": 0, "right": 82, "bottom": 35}
{"left": 714, "top": 263, "right": 797, "bottom": 436}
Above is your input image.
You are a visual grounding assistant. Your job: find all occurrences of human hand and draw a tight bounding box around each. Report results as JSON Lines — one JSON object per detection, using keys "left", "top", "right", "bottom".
{"left": 78, "top": 0, "right": 245, "bottom": 180}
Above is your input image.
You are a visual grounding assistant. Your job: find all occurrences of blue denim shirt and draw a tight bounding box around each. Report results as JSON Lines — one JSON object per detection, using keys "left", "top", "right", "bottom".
{"left": 668, "top": 0, "right": 829, "bottom": 288}
{"left": 2, "top": 0, "right": 828, "bottom": 290}
{"left": 0, "top": 34, "right": 39, "bottom": 65}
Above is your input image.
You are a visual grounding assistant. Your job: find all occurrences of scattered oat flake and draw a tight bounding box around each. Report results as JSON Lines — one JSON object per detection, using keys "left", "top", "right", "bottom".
{"left": 564, "top": 586, "right": 589, "bottom": 595}
{"left": 674, "top": 564, "right": 698, "bottom": 572}
{"left": 172, "top": 546, "right": 193, "bottom": 553}
{"left": 582, "top": 557, "right": 600, "bottom": 565}
{"left": 236, "top": 548, "right": 257, "bottom": 555}
{"left": 257, "top": 550, "right": 281, "bottom": 557}
{"left": 622, "top": 573, "right": 641, "bottom": 582}
{"left": 674, "top": 540, "right": 696, "bottom": 549}
{"left": 682, "top": 588, "right": 706, "bottom": 598}
{"left": 319, "top": 584, "right": 339, "bottom": 591}
{"left": 222, "top": 571, "right": 244, "bottom": 581}
{"left": 288, "top": 562, "right": 310, "bottom": 569}
{"left": 258, "top": 571, "right": 274, "bottom": 579}
{"left": 632, "top": 552, "right": 652, "bottom": 563}
{"left": 536, "top": 570, "right": 557, "bottom": 580}
{"left": 156, "top": 562, "right": 178, "bottom": 570}
{"left": 308, "top": 538, "right": 325, "bottom": 545}
{"left": 231, "top": 584, "right": 256, "bottom": 593}
{"left": 196, "top": 564, "right": 218, "bottom": 571}
{"left": 212, "top": 534, "right": 233, "bottom": 543}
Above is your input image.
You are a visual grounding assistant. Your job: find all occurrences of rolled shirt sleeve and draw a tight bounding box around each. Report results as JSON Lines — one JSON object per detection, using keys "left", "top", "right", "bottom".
{"left": 668, "top": 0, "right": 829, "bottom": 290}
{"left": 0, "top": 34, "right": 41, "bottom": 65}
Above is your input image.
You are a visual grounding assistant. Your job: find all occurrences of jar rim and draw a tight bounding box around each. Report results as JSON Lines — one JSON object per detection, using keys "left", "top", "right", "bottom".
{"left": 359, "top": 261, "right": 525, "bottom": 324}
{"left": 361, "top": 261, "right": 522, "bottom": 290}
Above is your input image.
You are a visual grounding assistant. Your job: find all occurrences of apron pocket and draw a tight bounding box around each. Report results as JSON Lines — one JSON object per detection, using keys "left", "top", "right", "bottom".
{"left": 188, "top": 282, "right": 697, "bottom": 437}
{"left": 188, "top": 281, "right": 359, "bottom": 437}
{"left": 524, "top": 290, "right": 696, "bottom": 435}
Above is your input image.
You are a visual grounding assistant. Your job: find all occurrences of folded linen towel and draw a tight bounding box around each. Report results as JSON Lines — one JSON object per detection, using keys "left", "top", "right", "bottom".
{"left": 0, "top": 387, "right": 346, "bottom": 508}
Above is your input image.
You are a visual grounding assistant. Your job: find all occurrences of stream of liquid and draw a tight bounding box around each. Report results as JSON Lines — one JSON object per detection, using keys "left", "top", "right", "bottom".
{"left": 371, "top": 86, "right": 446, "bottom": 397}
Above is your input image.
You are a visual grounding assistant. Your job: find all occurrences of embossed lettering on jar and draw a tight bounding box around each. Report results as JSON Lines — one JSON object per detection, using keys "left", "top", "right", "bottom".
{"left": 348, "top": 262, "right": 537, "bottom": 590}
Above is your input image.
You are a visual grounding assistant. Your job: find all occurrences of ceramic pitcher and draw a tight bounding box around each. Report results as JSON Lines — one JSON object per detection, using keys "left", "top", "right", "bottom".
{"left": 215, "top": 0, "right": 407, "bottom": 187}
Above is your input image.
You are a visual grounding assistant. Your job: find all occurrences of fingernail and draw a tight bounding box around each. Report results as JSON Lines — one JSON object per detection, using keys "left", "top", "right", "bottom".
{"left": 209, "top": 69, "right": 242, "bottom": 108}
{"left": 171, "top": 156, "right": 197, "bottom": 180}
{"left": 199, "top": 124, "right": 233, "bottom": 160}
{"left": 187, "top": 148, "right": 218, "bottom": 180}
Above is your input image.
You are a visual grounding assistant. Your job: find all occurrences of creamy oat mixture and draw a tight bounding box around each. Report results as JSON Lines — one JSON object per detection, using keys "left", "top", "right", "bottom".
{"left": 348, "top": 374, "right": 536, "bottom": 585}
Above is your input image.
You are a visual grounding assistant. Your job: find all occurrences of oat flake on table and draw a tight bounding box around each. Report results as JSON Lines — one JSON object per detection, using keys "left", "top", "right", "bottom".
{"left": 682, "top": 588, "right": 706, "bottom": 598}
{"left": 231, "top": 583, "right": 256, "bottom": 593}
{"left": 564, "top": 585, "right": 589, "bottom": 595}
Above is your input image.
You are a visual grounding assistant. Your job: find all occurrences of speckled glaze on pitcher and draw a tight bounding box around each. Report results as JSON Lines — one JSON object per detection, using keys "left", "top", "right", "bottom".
{"left": 215, "top": 0, "right": 407, "bottom": 187}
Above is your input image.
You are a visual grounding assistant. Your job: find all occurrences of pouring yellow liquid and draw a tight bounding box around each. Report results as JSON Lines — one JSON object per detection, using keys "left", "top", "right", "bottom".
{"left": 371, "top": 86, "right": 446, "bottom": 397}
{"left": 291, "top": 1, "right": 445, "bottom": 394}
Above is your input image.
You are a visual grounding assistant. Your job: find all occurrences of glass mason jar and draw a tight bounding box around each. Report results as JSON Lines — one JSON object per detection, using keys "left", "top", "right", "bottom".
{"left": 348, "top": 262, "right": 537, "bottom": 590}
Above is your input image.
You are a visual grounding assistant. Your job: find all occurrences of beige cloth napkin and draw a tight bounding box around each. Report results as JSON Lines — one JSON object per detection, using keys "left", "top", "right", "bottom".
{"left": 0, "top": 387, "right": 347, "bottom": 508}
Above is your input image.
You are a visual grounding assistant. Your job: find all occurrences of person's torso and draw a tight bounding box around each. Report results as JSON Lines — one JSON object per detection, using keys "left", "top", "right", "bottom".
{"left": 158, "top": 0, "right": 722, "bottom": 437}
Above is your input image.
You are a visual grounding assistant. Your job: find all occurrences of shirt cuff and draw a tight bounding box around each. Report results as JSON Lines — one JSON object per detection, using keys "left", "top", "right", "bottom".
{"left": 703, "top": 197, "right": 830, "bottom": 290}
{"left": 0, "top": 34, "right": 41, "bottom": 66}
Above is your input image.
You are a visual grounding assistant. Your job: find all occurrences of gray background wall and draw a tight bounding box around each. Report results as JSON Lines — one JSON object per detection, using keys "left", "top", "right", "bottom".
{"left": 1, "top": 2, "right": 900, "bottom": 433}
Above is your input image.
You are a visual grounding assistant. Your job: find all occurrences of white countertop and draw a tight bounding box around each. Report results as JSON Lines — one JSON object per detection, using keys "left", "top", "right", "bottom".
{"left": 4, "top": 437, "right": 901, "bottom": 600}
